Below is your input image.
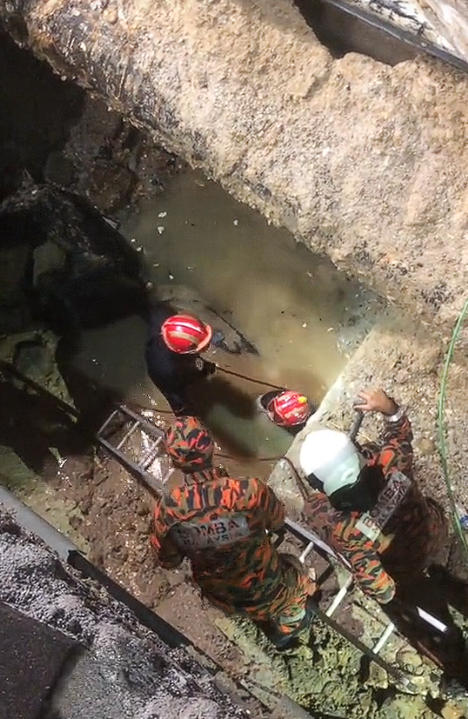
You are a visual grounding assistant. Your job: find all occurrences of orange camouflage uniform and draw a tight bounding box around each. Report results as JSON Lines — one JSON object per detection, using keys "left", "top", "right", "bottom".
{"left": 302, "top": 414, "right": 446, "bottom": 604}
{"left": 151, "top": 470, "right": 312, "bottom": 633}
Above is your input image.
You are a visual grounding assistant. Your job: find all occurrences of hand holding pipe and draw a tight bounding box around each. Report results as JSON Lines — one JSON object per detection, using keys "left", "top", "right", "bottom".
{"left": 349, "top": 408, "right": 364, "bottom": 443}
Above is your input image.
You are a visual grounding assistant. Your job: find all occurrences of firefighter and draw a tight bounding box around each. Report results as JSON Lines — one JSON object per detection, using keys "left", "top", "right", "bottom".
{"left": 298, "top": 388, "right": 446, "bottom": 605}
{"left": 257, "top": 389, "right": 315, "bottom": 434}
{"left": 150, "top": 416, "right": 316, "bottom": 648}
{"left": 145, "top": 303, "right": 216, "bottom": 415}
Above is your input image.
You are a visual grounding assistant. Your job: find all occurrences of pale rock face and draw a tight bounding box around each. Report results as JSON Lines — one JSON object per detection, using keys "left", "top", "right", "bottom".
{"left": 1, "top": 0, "right": 468, "bottom": 331}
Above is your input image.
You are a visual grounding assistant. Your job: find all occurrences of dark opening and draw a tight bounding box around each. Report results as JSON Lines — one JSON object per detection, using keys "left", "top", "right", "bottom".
{"left": 294, "top": 0, "right": 419, "bottom": 65}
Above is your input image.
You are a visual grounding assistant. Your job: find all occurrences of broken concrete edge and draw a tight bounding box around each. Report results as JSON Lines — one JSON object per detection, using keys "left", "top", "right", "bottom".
{"left": 0, "top": 492, "right": 259, "bottom": 719}
{"left": 0, "top": 601, "right": 78, "bottom": 719}
{"left": 335, "top": 0, "right": 468, "bottom": 64}
{"left": 1, "top": 0, "right": 468, "bottom": 333}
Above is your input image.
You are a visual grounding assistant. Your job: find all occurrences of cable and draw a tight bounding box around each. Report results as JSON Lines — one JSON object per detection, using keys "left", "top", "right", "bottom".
{"left": 216, "top": 365, "right": 286, "bottom": 391}
{"left": 437, "top": 297, "right": 468, "bottom": 562}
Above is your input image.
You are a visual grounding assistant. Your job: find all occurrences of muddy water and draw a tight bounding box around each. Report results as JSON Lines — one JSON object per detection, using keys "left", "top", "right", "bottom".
{"left": 74, "top": 169, "right": 381, "bottom": 458}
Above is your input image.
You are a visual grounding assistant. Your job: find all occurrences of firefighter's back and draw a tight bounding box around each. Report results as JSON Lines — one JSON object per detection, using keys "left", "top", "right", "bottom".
{"left": 164, "top": 472, "right": 283, "bottom": 603}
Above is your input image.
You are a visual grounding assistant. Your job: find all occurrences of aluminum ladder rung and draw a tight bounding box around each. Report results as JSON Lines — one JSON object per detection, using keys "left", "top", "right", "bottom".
{"left": 372, "top": 621, "right": 395, "bottom": 655}
{"left": 97, "top": 408, "right": 121, "bottom": 437}
{"left": 299, "top": 541, "right": 315, "bottom": 564}
{"left": 116, "top": 420, "right": 141, "bottom": 450}
{"left": 97, "top": 435, "right": 165, "bottom": 495}
{"left": 285, "top": 517, "right": 351, "bottom": 568}
{"left": 292, "top": 519, "right": 355, "bottom": 617}
{"left": 285, "top": 517, "right": 403, "bottom": 666}
{"left": 325, "top": 574, "right": 354, "bottom": 617}
{"left": 140, "top": 437, "right": 163, "bottom": 469}
{"left": 96, "top": 405, "right": 171, "bottom": 496}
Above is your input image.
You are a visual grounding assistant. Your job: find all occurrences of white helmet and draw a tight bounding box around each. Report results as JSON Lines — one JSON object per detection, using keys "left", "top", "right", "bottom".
{"left": 299, "top": 428, "right": 365, "bottom": 497}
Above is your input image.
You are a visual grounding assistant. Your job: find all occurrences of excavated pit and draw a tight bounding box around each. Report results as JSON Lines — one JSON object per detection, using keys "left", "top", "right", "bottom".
{"left": 1, "top": 17, "right": 468, "bottom": 719}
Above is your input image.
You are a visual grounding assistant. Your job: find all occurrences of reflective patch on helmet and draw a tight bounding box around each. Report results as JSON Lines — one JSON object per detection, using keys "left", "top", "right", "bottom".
{"left": 171, "top": 515, "right": 251, "bottom": 549}
{"left": 356, "top": 471, "right": 411, "bottom": 542}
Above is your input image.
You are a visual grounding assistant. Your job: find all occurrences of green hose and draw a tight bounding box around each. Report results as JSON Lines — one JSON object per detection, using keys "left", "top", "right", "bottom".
{"left": 437, "top": 297, "right": 468, "bottom": 561}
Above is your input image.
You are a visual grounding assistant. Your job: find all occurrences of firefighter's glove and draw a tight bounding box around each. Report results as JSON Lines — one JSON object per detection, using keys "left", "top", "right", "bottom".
{"left": 203, "top": 361, "right": 217, "bottom": 377}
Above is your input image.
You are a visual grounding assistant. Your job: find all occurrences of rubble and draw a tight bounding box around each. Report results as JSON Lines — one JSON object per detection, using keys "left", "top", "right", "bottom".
{"left": 0, "top": 506, "right": 251, "bottom": 719}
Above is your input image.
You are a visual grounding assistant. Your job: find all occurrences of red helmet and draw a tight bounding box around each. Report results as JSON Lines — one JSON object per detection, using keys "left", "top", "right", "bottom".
{"left": 161, "top": 313, "right": 213, "bottom": 354}
{"left": 268, "top": 391, "right": 312, "bottom": 428}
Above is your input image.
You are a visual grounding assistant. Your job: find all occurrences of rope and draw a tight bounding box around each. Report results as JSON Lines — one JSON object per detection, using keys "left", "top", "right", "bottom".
{"left": 437, "top": 297, "right": 468, "bottom": 561}
{"left": 216, "top": 365, "right": 286, "bottom": 391}
{"left": 215, "top": 452, "right": 281, "bottom": 463}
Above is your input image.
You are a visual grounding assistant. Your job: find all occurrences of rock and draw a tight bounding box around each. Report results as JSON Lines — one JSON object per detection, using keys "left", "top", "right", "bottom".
{"left": 0, "top": 181, "right": 149, "bottom": 333}
{"left": 44, "top": 152, "right": 76, "bottom": 186}
{"left": 12, "top": 336, "right": 55, "bottom": 380}
{"left": 3, "top": 0, "right": 468, "bottom": 329}
{"left": 57, "top": 95, "right": 179, "bottom": 212}
{"left": 0, "top": 507, "right": 249, "bottom": 718}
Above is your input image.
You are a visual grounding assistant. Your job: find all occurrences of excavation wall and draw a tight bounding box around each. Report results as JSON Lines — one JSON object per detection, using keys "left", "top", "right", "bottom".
{"left": 1, "top": 0, "right": 468, "bottom": 329}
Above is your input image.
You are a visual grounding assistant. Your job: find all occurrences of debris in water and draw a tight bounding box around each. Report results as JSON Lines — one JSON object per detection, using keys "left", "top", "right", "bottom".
{"left": 302, "top": 323, "right": 307, "bottom": 328}
{"left": 157, "top": 226, "right": 165, "bottom": 234}
{"left": 158, "top": 211, "right": 167, "bottom": 218}
{"left": 168, "top": 273, "right": 174, "bottom": 280}
{"left": 233, "top": 219, "right": 239, "bottom": 226}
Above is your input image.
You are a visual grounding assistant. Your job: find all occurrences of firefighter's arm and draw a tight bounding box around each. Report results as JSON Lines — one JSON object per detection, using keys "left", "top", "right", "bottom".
{"left": 356, "top": 389, "right": 413, "bottom": 476}
{"left": 150, "top": 500, "right": 184, "bottom": 569}
{"left": 379, "top": 414, "right": 413, "bottom": 477}
{"left": 253, "top": 478, "right": 285, "bottom": 533}
{"left": 342, "top": 540, "right": 396, "bottom": 604}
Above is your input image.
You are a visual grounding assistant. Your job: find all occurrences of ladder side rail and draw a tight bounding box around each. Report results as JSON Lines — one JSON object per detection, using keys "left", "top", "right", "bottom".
{"left": 96, "top": 436, "right": 165, "bottom": 496}
{"left": 119, "top": 405, "right": 167, "bottom": 438}
{"left": 97, "top": 408, "right": 121, "bottom": 438}
{"left": 285, "top": 517, "right": 353, "bottom": 569}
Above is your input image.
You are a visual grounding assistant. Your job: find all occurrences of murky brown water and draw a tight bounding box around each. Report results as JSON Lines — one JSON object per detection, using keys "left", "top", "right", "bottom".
{"left": 74, "top": 169, "right": 382, "bottom": 458}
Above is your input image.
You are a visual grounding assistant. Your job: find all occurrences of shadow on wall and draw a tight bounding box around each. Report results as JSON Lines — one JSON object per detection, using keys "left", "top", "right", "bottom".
{"left": 293, "top": 0, "right": 419, "bottom": 64}
{"left": 0, "top": 31, "right": 84, "bottom": 199}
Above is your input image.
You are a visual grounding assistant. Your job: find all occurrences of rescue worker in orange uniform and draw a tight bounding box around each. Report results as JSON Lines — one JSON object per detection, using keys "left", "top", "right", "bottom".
{"left": 257, "top": 390, "right": 315, "bottom": 434}
{"left": 145, "top": 304, "right": 216, "bottom": 414}
{"left": 150, "top": 416, "right": 316, "bottom": 648}
{"left": 299, "top": 388, "right": 446, "bottom": 605}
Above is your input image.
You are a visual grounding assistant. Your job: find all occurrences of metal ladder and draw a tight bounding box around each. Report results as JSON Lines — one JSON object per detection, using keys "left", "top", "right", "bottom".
{"left": 96, "top": 405, "right": 174, "bottom": 495}
{"left": 285, "top": 518, "right": 397, "bottom": 655}
{"left": 283, "top": 517, "right": 454, "bottom": 690}
{"left": 95, "top": 404, "right": 450, "bottom": 690}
